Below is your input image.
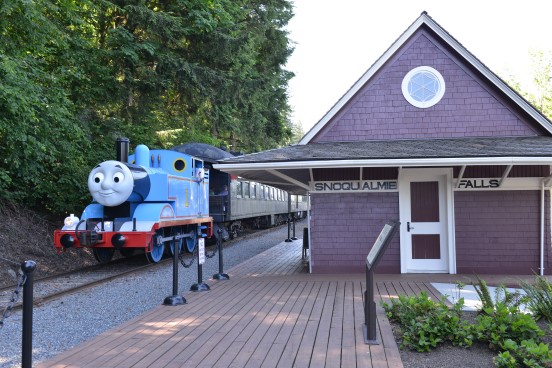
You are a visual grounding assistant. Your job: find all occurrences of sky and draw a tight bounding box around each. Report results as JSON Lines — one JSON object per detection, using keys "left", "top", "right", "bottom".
{"left": 285, "top": 1, "right": 552, "bottom": 134}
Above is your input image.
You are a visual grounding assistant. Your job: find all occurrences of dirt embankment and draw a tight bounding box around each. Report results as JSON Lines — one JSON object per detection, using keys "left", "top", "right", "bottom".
{"left": 0, "top": 202, "right": 94, "bottom": 288}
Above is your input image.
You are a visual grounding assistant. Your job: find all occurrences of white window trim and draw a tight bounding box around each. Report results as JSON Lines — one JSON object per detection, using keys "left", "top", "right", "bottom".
{"left": 402, "top": 66, "right": 445, "bottom": 108}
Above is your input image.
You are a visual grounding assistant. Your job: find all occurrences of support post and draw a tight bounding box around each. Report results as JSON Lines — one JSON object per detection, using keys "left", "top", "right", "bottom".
{"left": 285, "top": 216, "right": 292, "bottom": 242}
{"left": 164, "top": 237, "right": 186, "bottom": 305}
{"left": 191, "top": 238, "right": 210, "bottom": 291}
{"left": 213, "top": 229, "right": 229, "bottom": 280}
{"left": 21, "top": 260, "right": 36, "bottom": 368}
{"left": 363, "top": 266, "right": 378, "bottom": 344}
{"left": 362, "top": 220, "right": 400, "bottom": 345}
{"left": 291, "top": 216, "right": 298, "bottom": 240}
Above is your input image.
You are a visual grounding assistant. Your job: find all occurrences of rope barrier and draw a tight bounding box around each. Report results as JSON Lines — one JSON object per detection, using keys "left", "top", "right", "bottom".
{"left": 0, "top": 272, "right": 26, "bottom": 329}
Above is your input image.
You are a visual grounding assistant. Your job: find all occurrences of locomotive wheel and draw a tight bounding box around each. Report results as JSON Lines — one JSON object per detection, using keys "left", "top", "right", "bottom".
{"left": 168, "top": 227, "right": 183, "bottom": 256}
{"left": 185, "top": 229, "right": 196, "bottom": 253}
{"left": 146, "top": 230, "right": 165, "bottom": 263}
{"left": 93, "top": 248, "right": 115, "bottom": 264}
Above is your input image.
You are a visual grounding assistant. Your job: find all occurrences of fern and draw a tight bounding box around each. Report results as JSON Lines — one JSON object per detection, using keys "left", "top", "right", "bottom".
{"left": 520, "top": 275, "right": 552, "bottom": 321}
{"left": 473, "top": 277, "right": 495, "bottom": 312}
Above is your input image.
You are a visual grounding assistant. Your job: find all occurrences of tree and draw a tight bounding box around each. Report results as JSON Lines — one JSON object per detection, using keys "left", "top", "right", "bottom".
{"left": 0, "top": 0, "right": 92, "bottom": 213}
{"left": 505, "top": 49, "right": 552, "bottom": 121}
{"left": 0, "top": 0, "right": 296, "bottom": 216}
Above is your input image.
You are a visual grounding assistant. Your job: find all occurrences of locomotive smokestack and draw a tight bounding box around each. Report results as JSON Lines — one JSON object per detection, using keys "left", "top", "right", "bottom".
{"left": 116, "top": 137, "right": 130, "bottom": 163}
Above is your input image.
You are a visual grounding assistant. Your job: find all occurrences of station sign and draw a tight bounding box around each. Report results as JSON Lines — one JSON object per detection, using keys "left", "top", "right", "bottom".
{"left": 310, "top": 180, "right": 398, "bottom": 193}
{"left": 456, "top": 178, "right": 500, "bottom": 189}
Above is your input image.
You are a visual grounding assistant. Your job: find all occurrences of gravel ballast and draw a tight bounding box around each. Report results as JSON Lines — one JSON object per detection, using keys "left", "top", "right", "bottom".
{"left": 0, "top": 222, "right": 305, "bottom": 368}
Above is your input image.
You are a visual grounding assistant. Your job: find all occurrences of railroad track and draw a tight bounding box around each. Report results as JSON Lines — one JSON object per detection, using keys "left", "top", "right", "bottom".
{"left": 0, "top": 256, "right": 170, "bottom": 311}
{"left": 0, "top": 222, "right": 300, "bottom": 310}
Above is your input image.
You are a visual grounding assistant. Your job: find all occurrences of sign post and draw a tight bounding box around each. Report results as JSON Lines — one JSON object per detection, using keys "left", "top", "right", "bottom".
{"left": 364, "top": 220, "right": 400, "bottom": 344}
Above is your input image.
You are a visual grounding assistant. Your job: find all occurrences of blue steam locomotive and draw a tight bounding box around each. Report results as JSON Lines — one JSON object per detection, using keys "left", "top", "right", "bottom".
{"left": 54, "top": 138, "right": 213, "bottom": 263}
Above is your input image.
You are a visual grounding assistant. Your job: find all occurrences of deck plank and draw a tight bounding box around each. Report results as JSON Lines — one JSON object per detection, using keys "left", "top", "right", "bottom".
{"left": 37, "top": 239, "right": 478, "bottom": 368}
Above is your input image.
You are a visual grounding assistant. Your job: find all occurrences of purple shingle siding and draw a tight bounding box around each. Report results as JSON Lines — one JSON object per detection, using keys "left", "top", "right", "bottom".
{"left": 298, "top": 23, "right": 551, "bottom": 275}
{"left": 312, "top": 32, "right": 540, "bottom": 143}
{"left": 454, "top": 191, "right": 550, "bottom": 274}
{"left": 310, "top": 193, "right": 400, "bottom": 273}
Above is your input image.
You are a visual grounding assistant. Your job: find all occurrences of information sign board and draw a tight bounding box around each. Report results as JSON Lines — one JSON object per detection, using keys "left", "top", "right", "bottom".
{"left": 366, "top": 221, "right": 399, "bottom": 270}
{"left": 198, "top": 238, "right": 205, "bottom": 265}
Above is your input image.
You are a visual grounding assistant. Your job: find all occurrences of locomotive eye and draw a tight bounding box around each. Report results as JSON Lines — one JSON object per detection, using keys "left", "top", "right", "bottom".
{"left": 93, "top": 172, "right": 104, "bottom": 184}
{"left": 113, "top": 172, "right": 124, "bottom": 183}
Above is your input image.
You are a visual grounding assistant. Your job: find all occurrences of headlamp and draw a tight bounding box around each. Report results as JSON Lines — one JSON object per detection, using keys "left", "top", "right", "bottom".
{"left": 64, "top": 214, "right": 80, "bottom": 228}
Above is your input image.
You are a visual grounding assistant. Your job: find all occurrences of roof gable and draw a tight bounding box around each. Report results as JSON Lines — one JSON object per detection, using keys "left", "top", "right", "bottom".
{"left": 299, "top": 12, "right": 552, "bottom": 144}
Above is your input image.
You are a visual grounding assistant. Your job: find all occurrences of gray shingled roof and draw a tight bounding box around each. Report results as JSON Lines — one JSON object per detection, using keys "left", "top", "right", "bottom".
{"left": 218, "top": 137, "right": 552, "bottom": 164}
{"left": 172, "top": 142, "right": 236, "bottom": 163}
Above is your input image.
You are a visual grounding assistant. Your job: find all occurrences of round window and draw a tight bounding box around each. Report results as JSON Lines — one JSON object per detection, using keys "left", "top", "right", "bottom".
{"left": 401, "top": 66, "right": 445, "bottom": 108}
{"left": 173, "top": 158, "right": 186, "bottom": 172}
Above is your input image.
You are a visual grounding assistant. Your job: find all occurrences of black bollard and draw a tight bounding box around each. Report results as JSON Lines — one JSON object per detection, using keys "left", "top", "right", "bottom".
{"left": 164, "top": 237, "right": 186, "bottom": 305}
{"left": 213, "top": 229, "right": 229, "bottom": 280}
{"left": 291, "top": 216, "right": 298, "bottom": 240}
{"left": 285, "top": 216, "right": 292, "bottom": 242}
{"left": 21, "top": 260, "right": 36, "bottom": 368}
{"left": 191, "top": 238, "right": 210, "bottom": 291}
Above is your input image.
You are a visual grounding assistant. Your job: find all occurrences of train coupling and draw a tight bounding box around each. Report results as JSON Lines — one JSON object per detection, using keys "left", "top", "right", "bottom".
{"left": 77, "top": 230, "right": 103, "bottom": 246}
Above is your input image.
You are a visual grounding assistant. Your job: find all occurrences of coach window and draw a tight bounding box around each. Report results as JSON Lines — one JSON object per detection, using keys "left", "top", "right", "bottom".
{"left": 260, "top": 185, "right": 265, "bottom": 199}
{"left": 244, "top": 182, "right": 250, "bottom": 198}
{"left": 252, "top": 183, "right": 257, "bottom": 199}
{"left": 236, "top": 182, "right": 243, "bottom": 198}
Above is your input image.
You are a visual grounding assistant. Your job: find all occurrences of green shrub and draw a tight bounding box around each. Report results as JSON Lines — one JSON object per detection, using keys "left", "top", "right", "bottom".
{"left": 382, "top": 292, "right": 473, "bottom": 352}
{"left": 473, "top": 302, "right": 543, "bottom": 350}
{"left": 494, "top": 339, "right": 552, "bottom": 368}
{"left": 521, "top": 276, "right": 552, "bottom": 322}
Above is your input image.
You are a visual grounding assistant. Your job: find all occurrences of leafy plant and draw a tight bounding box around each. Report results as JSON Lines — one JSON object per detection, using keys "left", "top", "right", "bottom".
{"left": 472, "top": 301, "right": 543, "bottom": 351}
{"left": 494, "top": 339, "right": 552, "bottom": 368}
{"left": 520, "top": 275, "right": 552, "bottom": 322}
{"left": 473, "top": 277, "right": 526, "bottom": 314}
{"left": 382, "top": 292, "right": 473, "bottom": 352}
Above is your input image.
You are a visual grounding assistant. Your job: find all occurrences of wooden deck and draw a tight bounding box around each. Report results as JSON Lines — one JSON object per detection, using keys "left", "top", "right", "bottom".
{"left": 35, "top": 240, "right": 535, "bottom": 368}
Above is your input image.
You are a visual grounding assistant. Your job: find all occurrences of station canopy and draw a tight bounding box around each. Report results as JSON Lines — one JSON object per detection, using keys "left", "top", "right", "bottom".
{"left": 213, "top": 136, "right": 552, "bottom": 194}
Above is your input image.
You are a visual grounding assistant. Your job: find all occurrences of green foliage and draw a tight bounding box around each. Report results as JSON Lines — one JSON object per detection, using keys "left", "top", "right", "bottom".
{"left": 472, "top": 302, "right": 543, "bottom": 350}
{"left": 385, "top": 283, "right": 552, "bottom": 367}
{"left": 521, "top": 276, "right": 552, "bottom": 322}
{"left": 0, "top": 0, "right": 93, "bottom": 214}
{"left": 494, "top": 339, "right": 552, "bottom": 368}
{"left": 382, "top": 292, "right": 473, "bottom": 352}
{"left": 0, "top": 0, "right": 296, "bottom": 217}
{"left": 505, "top": 49, "right": 552, "bottom": 121}
{"left": 473, "top": 277, "right": 526, "bottom": 314}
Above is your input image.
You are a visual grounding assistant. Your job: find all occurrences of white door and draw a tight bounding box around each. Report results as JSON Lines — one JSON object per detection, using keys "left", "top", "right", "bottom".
{"left": 399, "top": 169, "right": 451, "bottom": 273}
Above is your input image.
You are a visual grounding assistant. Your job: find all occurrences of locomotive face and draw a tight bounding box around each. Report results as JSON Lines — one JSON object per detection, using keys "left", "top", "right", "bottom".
{"left": 88, "top": 160, "right": 134, "bottom": 206}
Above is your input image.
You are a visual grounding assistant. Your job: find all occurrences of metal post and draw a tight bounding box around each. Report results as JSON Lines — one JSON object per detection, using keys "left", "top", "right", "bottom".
{"left": 291, "top": 216, "right": 298, "bottom": 240}
{"left": 21, "top": 260, "right": 36, "bottom": 368}
{"left": 164, "top": 237, "right": 186, "bottom": 305}
{"left": 285, "top": 216, "right": 292, "bottom": 242}
{"left": 213, "top": 229, "right": 229, "bottom": 280}
{"left": 363, "top": 265, "right": 378, "bottom": 344}
{"left": 191, "top": 238, "right": 210, "bottom": 292}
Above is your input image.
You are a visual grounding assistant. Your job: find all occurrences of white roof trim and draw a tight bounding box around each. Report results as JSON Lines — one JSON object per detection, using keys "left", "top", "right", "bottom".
{"left": 298, "top": 12, "right": 552, "bottom": 145}
{"left": 215, "top": 156, "right": 552, "bottom": 172}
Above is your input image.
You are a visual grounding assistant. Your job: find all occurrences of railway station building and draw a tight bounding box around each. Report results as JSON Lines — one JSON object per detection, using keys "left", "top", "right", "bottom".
{"left": 214, "top": 12, "right": 552, "bottom": 275}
